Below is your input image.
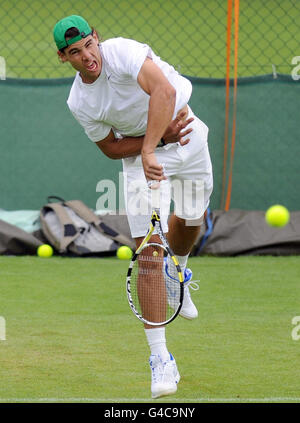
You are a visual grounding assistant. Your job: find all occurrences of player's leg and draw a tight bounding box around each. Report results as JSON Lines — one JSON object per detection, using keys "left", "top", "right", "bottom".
{"left": 124, "top": 166, "right": 179, "bottom": 398}
{"left": 134, "top": 233, "right": 179, "bottom": 398}
{"left": 167, "top": 213, "right": 201, "bottom": 256}
{"left": 167, "top": 107, "right": 213, "bottom": 319}
{"left": 166, "top": 214, "right": 201, "bottom": 319}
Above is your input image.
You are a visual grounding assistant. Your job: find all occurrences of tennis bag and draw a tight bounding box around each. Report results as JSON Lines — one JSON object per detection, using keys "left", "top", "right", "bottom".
{"left": 192, "top": 208, "right": 300, "bottom": 256}
{"left": 40, "top": 196, "right": 134, "bottom": 256}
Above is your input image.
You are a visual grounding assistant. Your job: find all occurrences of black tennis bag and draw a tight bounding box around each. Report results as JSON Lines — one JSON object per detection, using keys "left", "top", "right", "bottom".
{"left": 40, "top": 196, "right": 134, "bottom": 256}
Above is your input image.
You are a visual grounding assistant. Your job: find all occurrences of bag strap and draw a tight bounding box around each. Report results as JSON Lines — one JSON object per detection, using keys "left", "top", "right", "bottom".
{"left": 41, "top": 202, "right": 79, "bottom": 252}
{"left": 65, "top": 200, "right": 134, "bottom": 247}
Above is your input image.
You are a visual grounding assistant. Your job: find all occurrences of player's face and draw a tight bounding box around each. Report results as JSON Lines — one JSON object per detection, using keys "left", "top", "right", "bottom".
{"left": 59, "top": 32, "right": 102, "bottom": 83}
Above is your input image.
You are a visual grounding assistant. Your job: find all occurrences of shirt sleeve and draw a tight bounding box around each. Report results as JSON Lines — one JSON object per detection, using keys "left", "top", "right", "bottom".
{"left": 106, "top": 38, "right": 152, "bottom": 81}
{"left": 70, "top": 110, "right": 111, "bottom": 143}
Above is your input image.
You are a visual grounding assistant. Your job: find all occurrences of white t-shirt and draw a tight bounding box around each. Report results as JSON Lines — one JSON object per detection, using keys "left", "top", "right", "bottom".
{"left": 67, "top": 37, "right": 193, "bottom": 142}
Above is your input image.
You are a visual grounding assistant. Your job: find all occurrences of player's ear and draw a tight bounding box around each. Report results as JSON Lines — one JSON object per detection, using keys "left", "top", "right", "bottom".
{"left": 92, "top": 30, "right": 99, "bottom": 44}
{"left": 57, "top": 50, "right": 68, "bottom": 63}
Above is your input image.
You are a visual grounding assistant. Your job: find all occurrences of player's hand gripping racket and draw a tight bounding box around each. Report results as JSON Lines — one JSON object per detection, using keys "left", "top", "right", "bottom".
{"left": 126, "top": 179, "right": 184, "bottom": 326}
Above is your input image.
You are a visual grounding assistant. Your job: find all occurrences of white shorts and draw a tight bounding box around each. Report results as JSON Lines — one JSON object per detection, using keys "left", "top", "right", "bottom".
{"left": 122, "top": 106, "right": 213, "bottom": 238}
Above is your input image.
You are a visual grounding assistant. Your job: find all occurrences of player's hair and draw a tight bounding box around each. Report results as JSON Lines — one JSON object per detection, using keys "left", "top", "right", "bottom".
{"left": 59, "top": 26, "right": 102, "bottom": 54}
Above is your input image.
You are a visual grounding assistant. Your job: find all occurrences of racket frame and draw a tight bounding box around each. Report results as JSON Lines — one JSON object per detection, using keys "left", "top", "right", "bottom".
{"left": 126, "top": 208, "right": 184, "bottom": 326}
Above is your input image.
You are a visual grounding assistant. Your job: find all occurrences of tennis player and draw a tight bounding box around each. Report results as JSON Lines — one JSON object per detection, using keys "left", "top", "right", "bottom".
{"left": 53, "top": 15, "right": 213, "bottom": 398}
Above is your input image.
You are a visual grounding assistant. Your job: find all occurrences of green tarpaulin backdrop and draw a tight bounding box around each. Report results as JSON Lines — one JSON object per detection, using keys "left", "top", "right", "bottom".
{"left": 1, "top": 75, "right": 299, "bottom": 211}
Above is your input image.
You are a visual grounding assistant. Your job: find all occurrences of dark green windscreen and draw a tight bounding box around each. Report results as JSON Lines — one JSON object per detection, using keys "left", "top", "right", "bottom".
{"left": 0, "top": 75, "right": 299, "bottom": 211}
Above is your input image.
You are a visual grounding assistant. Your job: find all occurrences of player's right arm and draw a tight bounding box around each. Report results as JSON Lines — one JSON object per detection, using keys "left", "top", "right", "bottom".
{"left": 95, "top": 130, "right": 145, "bottom": 159}
{"left": 96, "top": 111, "right": 194, "bottom": 159}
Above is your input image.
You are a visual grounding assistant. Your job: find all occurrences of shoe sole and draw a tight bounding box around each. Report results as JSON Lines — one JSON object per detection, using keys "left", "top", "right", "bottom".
{"left": 179, "top": 311, "right": 198, "bottom": 320}
{"left": 152, "top": 386, "right": 177, "bottom": 399}
{"left": 167, "top": 303, "right": 198, "bottom": 320}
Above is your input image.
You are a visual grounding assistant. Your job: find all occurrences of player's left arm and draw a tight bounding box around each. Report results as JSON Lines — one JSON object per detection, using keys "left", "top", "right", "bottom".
{"left": 137, "top": 58, "right": 176, "bottom": 181}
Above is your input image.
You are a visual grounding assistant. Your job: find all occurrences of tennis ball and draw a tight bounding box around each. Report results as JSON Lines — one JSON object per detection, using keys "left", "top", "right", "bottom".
{"left": 37, "top": 244, "right": 53, "bottom": 258}
{"left": 265, "top": 205, "right": 290, "bottom": 227}
{"left": 117, "top": 245, "right": 133, "bottom": 260}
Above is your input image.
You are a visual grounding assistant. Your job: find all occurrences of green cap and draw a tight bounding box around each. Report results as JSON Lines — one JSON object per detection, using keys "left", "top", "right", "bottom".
{"left": 53, "top": 15, "right": 92, "bottom": 50}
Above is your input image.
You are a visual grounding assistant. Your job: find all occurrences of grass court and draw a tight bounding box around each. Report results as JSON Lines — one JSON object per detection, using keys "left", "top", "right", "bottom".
{"left": 0, "top": 255, "right": 299, "bottom": 403}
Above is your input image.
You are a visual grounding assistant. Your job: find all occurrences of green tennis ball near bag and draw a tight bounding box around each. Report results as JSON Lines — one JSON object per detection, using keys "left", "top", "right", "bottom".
{"left": 117, "top": 246, "right": 133, "bottom": 260}
{"left": 37, "top": 244, "right": 54, "bottom": 258}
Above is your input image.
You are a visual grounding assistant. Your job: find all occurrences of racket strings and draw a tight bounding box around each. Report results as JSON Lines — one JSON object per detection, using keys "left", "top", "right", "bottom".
{"left": 164, "top": 255, "right": 182, "bottom": 310}
{"left": 131, "top": 244, "right": 177, "bottom": 325}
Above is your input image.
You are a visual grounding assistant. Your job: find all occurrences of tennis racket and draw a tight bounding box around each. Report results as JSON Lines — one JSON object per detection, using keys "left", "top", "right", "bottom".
{"left": 126, "top": 181, "right": 184, "bottom": 326}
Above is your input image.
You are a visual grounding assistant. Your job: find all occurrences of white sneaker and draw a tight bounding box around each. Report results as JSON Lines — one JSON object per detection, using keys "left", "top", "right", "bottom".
{"left": 149, "top": 353, "right": 180, "bottom": 399}
{"left": 164, "top": 260, "right": 199, "bottom": 320}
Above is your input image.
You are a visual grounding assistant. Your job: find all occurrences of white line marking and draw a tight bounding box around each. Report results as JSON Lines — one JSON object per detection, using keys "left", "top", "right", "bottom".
{"left": 0, "top": 397, "right": 300, "bottom": 403}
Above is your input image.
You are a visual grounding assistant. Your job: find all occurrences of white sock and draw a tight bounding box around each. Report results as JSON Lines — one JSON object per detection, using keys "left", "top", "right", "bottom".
{"left": 145, "top": 327, "right": 170, "bottom": 362}
{"left": 176, "top": 254, "right": 189, "bottom": 272}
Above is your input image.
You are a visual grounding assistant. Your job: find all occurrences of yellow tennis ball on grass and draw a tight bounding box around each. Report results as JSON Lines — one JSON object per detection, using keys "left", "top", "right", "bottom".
{"left": 37, "top": 244, "right": 53, "bottom": 258}
{"left": 265, "top": 205, "right": 290, "bottom": 227}
{"left": 117, "top": 245, "right": 133, "bottom": 260}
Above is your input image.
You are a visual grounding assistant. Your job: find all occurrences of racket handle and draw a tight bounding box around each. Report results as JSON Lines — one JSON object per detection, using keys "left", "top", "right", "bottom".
{"left": 148, "top": 180, "right": 161, "bottom": 210}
